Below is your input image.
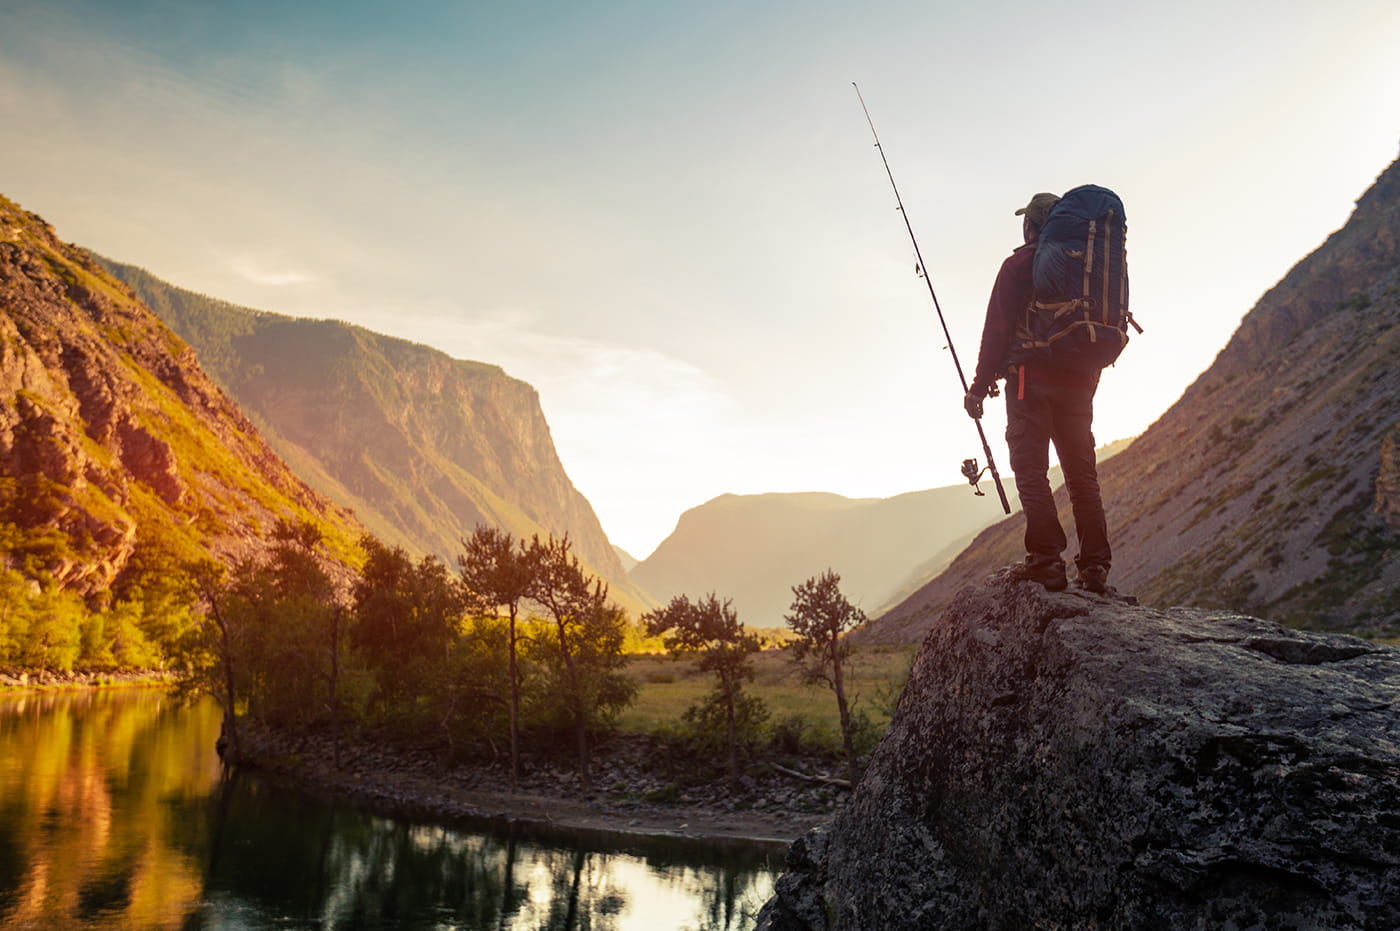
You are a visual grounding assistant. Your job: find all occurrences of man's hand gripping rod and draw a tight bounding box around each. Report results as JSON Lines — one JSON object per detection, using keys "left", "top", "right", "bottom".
{"left": 853, "top": 83, "right": 1011, "bottom": 514}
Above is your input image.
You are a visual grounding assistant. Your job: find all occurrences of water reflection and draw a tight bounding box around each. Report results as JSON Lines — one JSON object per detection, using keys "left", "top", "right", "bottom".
{"left": 0, "top": 689, "right": 218, "bottom": 930}
{"left": 0, "top": 690, "right": 776, "bottom": 929}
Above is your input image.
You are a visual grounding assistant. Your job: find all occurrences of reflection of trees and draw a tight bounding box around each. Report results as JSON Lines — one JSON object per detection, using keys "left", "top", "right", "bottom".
{"left": 201, "top": 779, "right": 514, "bottom": 926}
{"left": 636, "top": 860, "right": 774, "bottom": 931}
{"left": 203, "top": 779, "right": 618, "bottom": 928}
{"left": 2, "top": 691, "right": 779, "bottom": 930}
{"left": 236, "top": 814, "right": 634, "bottom": 930}
{"left": 518, "top": 843, "right": 628, "bottom": 931}
{"left": 0, "top": 690, "right": 222, "bottom": 930}
{"left": 696, "top": 864, "right": 771, "bottom": 931}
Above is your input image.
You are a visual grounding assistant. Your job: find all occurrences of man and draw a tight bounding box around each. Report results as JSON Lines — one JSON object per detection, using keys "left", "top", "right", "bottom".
{"left": 963, "top": 192, "right": 1111, "bottom": 594}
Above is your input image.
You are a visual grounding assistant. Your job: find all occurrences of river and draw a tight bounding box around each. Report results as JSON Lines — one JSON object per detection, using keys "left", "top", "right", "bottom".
{"left": 0, "top": 688, "right": 778, "bottom": 930}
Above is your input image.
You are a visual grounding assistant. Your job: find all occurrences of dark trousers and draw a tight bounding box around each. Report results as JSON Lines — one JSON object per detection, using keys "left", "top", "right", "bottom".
{"left": 1005, "top": 369, "right": 1111, "bottom": 572}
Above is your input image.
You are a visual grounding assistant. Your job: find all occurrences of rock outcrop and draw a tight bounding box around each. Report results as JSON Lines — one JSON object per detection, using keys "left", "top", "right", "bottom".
{"left": 758, "top": 575, "right": 1400, "bottom": 930}
{"left": 1, "top": 194, "right": 362, "bottom": 593}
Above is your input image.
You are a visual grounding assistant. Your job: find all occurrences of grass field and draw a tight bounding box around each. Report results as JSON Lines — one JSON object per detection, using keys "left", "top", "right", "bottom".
{"left": 619, "top": 627, "right": 1400, "bottom": 750}
{"left": 618, "top": 645, "right": 916, "bottom": 745}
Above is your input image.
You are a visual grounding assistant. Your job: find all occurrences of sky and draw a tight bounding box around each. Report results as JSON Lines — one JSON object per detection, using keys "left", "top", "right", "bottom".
{"left": 2, "top": 0, "right": 1398, "bottom": 559}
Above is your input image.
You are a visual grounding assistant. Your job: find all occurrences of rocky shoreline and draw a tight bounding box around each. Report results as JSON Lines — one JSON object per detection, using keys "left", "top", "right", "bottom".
{"left": 2, "top": 674, "right": 844, "bottom": 850}
{"left": 0, "top": 668, "right": 176, "bottom": 690}
{"left": 227, "top": 720, "right": 843, "bottom": 852}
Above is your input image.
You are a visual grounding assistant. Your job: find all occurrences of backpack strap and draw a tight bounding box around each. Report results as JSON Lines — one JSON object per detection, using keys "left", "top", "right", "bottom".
{"left": 1101, "top": 211, "right": 1114, "bottom": 323}
{"left": 1083, "top": 219, "right": 1096, "bottom": 299}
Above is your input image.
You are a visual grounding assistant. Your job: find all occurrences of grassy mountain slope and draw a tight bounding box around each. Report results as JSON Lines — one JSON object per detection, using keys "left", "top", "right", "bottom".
{"left": 0, "top": 195, "right": 362, "bottom": 593}
{"left": 97, "top": 258, "right": 651, "bottom": 612}
{"left": 868, "top": 157, "right": 1400, "bottom": 643}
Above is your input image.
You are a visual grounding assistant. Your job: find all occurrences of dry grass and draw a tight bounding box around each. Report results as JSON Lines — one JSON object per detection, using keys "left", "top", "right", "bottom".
{"left": 617, "top": 645, "right": 916, "bottom": 738}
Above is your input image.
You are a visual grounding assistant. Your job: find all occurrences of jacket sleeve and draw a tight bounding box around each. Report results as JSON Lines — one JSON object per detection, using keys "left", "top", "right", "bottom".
{"left": 969, "top": 246, "right": 1034, "bottom": 397}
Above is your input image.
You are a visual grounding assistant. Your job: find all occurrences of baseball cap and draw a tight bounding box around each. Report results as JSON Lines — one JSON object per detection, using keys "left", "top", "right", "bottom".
{"left": 1015, "top": 192, "right": 1061, "bottom": 227}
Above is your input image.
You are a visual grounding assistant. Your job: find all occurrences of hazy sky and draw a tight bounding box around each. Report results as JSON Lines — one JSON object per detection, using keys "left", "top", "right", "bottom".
{"left": 3, "top": 0, "right": 1398, "bottom": 558}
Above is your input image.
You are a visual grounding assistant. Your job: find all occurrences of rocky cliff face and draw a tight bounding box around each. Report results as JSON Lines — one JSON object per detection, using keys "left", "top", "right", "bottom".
{"left": 0, "top": 196, "right": 360, "bottom": 594}
{"left": 758, "top": 575, "right": 1400, "bottom": 930}
{"left": 95, "top": 258, "right": 646, "bottom": 609}
{"left": 871, "top": 157, "right": 1400, "bottom": 641}
{"left": 1379, "top": 423, "right": 1400, "bottom": 533}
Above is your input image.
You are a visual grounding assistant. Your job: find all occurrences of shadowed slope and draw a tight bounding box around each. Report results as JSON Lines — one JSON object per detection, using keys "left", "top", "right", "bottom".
{"left": 868, "top": 157, "right": 1400, "bottom": 642}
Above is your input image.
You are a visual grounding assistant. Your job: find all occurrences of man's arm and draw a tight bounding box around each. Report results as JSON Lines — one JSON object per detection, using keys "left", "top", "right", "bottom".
{"left": 968, "top": 245, "right": 1035, "bottom": 401}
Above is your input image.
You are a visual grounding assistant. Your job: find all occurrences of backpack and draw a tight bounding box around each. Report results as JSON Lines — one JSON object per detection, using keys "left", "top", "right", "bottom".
{"left": 1019, "top": 184, "right": 1139, "bottom": 370}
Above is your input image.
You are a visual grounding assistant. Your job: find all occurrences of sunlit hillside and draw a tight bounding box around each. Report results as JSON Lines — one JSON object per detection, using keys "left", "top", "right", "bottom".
{"left": 96, "top": 257, "right": 653, "bottom": 615}
{"left": 0, "top": 195, "right": 362, "bottom": 598}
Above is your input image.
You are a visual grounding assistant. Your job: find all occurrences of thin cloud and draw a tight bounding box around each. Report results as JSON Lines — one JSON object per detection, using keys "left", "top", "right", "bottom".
{"left": 227, "top": 255, "right": 317, "bottom": 287}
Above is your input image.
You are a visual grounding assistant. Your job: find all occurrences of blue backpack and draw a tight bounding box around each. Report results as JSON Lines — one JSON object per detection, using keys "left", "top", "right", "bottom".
{"left": 1020, "top": 184, "right": 1140, "bottom": 370}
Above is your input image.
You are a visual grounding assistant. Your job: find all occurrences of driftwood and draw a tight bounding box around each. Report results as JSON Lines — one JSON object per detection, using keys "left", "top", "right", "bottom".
{"left": 770, "top": 761, "right": 851, "bottom": 790}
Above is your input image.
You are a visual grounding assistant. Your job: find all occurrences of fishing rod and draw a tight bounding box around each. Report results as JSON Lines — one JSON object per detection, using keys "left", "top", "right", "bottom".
{"left": 852, "top": 82, "right": 1011, "bottom": 514}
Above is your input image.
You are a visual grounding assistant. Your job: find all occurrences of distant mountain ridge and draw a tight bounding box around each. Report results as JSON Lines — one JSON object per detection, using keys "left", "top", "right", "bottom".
{"left": 97, "top": 258, "right": 649, "bottom": 610}
{"left": 612, "top": 545, "right": 639, "bottom": 573}
{"left": 0, "top": 195, "right": 361, "bottom": 593}
{"left": 630, "top": 484, "right": 1018, "bottom": 628}
{"left": 868, "top": 156, "right": 1400, "bottom": 642}
{"left": 633, "top": 439, "right": 1131, "bottom": 629}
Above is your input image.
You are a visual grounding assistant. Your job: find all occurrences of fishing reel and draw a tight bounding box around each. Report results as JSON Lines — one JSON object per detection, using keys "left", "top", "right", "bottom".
{"left": 961, "top": 458, "right": 993, "bottom": 496}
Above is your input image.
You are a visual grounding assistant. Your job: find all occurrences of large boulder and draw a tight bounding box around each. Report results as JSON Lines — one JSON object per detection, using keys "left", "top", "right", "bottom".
{"left": 758, "top": 574, "right": 1400, "bottom": 930}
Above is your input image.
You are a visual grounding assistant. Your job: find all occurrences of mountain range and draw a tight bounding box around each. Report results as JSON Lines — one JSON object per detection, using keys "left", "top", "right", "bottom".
{"left": 96, "top": 258, "right": 650, "bottom": 612}
{"left": 631, "top": 438, "right": 1131, "bottom": 629}
{"left": 0, "top": 194, "right": 361, "bottom": 595}
{"left": 867, "top": 156, "right": 1400, "bottom": 642}
{"left": 631, "top": 487, "right": 1000, "bottom": 627}
{"left": 5, "top": 154, "right": 1395, "bottom": 640}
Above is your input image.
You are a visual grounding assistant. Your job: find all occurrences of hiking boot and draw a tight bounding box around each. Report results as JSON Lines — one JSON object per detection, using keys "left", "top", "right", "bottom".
{"left": 1076, "top": 565, "right": 1109, "bottom": 594}
{"left": 1009, "top": 559, "right": 1068, "bottom": 592}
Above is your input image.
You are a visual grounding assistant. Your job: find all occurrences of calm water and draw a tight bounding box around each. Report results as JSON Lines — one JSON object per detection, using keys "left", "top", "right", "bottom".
{"left": 0, "top": 689, "right": 778, "bottom": 930}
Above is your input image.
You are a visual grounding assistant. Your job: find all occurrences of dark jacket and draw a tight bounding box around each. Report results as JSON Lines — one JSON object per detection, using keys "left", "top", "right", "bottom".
{"left": 969, "top": 240, "right": 1098, "bottom": 398}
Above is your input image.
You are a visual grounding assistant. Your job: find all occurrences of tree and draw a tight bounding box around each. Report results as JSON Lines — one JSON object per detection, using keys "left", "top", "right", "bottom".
{"left": 182, "top": 558, "right": 239, "bottom": 757}
{"left": 525, "top": 534, "right": 635, "bottom": 790}
{"left": 108, "top": 538, "right": 207, "bottom": 666}
{"left": 785, "top": 569, "right": 867, "bottom": 785}
{"left": 197, "top": 519, "right": 342, "bottom": 740}
{"left": 642, "top": 593, "right": 765, "bottom": 789}
{"left": 458, "top": 525, "right": 536, "bottom": 788}
{"left": 0, "top": 577, "right": 84, "bottom": 671}
{"left": 352, "top": 535, "right": 464, "bottom": 725}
